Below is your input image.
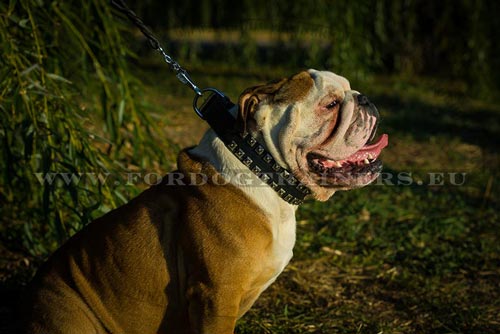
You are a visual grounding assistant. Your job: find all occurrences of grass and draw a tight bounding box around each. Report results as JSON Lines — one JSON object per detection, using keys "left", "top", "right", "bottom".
{"left": 1, "top": 60, "right": 499, "bottom": 333}
{"left": 238, "top": 186, "right": 499, "bottom": 333}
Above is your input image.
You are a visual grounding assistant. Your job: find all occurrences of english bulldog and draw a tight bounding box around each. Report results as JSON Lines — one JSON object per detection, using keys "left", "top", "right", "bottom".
{"left": 24, "top": 69, "right": 388, "bottom": 334}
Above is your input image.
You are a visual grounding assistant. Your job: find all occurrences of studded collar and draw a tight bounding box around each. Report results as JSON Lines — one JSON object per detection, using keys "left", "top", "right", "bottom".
{"left": 198, "top": 92, "right": 311, "bottom": 205}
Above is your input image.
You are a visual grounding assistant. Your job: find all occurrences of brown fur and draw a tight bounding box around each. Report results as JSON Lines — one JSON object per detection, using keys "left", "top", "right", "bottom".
{"left": 24, "top": 151, "right": 274, "bottom": 334}
{"left": 237, "top": 71, "right": 313, "bottom": 133}
{"left": 274, "top": 71, "right": 314, "bottom": 104}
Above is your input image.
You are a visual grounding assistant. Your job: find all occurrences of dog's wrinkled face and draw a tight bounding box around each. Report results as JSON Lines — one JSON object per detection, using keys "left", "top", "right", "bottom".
{"left": 238, "top": 69, "right": 388, "bottom": 201}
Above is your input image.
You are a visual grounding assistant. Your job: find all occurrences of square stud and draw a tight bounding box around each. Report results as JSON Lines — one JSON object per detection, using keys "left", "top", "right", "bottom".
{"left": 255, "top": 145, "right": 265, "bottom": 155}
{"left": 260, "top": 174, "right": 271, "bottom": 183}
{"left": 263, "top": 154, "right": 273, "bottom": 163}
{"left": 272, "top": 163, "right": 282, "bottom": 172}
{"left": 242, "top": 157, "right": 253, "bottom": 166}
{"left": 251, "top": 165, "right": 262, "bottom": 174}
{"left": 270, "top": 181, "right": 278, "bottom": 189}
{"left": 235, "top": 149, "right": 245, "bottom": 159}
{"left": 288, "top": 176, "right": 298, "bottom": 185}
{"left": 281, "top": 170, "right": 290, "bottom": 179}
{"left": 228, "top": 141, "right": 237, "bottom": 151}
{"left": 277, "top": 188, "right": 286, "bottom": 197}
{"left": 247, "top": 136, "right": 257, "bottom": 147}
{"left": 284, "top": 194, "right": 293, "bottom": 202}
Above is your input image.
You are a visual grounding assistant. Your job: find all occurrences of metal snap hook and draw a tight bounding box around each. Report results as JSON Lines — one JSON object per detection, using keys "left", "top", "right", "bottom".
{"left": 193, "top": 88, "right": 226, "bottom": 119}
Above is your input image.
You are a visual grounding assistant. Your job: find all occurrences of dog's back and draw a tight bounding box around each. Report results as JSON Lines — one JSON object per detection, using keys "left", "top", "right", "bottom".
{"left": 24, "top": 178, "right": 176, "bottom": 333}
{"left": 23, "top": 151, "right": 273, "bottom": 334}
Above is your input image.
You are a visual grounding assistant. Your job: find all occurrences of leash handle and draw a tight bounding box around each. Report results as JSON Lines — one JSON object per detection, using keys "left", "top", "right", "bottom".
{"left": 110, "top": 0, "right": 202, "bottom": 96}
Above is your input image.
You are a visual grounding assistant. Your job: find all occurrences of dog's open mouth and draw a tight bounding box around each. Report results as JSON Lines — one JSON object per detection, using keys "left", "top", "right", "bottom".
{"left": 307, "top": 134, "right": 389, "bottom": 187}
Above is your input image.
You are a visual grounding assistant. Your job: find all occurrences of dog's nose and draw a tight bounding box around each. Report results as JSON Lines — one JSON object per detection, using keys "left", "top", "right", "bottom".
{"left": 356, "top": 94, "right": 370, "bottom": 106}
{"left": 353, "top": 92, "right": 379, "bottom": 120}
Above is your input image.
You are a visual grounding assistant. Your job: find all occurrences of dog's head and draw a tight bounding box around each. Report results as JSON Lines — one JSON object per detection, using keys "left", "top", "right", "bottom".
{"left": 237, "top": 69, "right": 388, "bottom": 201}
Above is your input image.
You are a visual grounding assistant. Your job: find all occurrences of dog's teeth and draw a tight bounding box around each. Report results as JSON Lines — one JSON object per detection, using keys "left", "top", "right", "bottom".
{"left": 334, "top": 161, "right": 342, "bottom": 168}
{"left": 363, "top": 159, "right": 370, "bottom": 165}
{"left": 367, "top": 153, "right": 374, "bottom": 159}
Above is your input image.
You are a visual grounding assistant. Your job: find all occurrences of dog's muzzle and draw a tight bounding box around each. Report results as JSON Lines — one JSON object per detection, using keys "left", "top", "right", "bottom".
{"left": 306, "top": 92, "right": 388, "bottom": 189}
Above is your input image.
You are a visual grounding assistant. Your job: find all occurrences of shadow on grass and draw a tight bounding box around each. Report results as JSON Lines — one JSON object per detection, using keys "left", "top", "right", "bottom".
{"left": 373, "top": 93, "right": 500, "bottom": 152}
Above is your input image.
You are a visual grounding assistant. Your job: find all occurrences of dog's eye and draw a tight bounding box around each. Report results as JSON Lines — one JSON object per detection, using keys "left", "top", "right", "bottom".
{"left": 326, "top": 100, "right": 338, "bottom": 109}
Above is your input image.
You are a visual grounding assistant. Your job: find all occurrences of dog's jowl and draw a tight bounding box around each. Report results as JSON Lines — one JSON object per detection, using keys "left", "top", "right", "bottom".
{"left": 24, "top": 69, "right": 388, "bottom": 334}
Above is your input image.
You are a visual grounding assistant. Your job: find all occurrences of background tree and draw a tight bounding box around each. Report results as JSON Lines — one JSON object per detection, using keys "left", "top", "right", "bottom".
{"left": 0, "top": 0, "right": 167, "bottom": 254}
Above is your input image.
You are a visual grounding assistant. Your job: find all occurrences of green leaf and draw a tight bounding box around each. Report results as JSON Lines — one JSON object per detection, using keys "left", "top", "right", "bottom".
{"left": 46, "top": 73, "right": 73, "bottom": 84}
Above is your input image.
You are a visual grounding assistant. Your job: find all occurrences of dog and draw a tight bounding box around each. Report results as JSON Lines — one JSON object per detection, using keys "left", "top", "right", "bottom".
{"left": 23, "top": 69, "right": 388, "bottom": 334}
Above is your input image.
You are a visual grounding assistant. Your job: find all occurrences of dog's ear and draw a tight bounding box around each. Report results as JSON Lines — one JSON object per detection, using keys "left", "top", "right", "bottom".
{"left": 274, "top": 71, "right": 314, "bottom": 104}
{"left": 236, "top": 78, "right": 287, "bottom": 134}
{"left": 236, "top": 71, "right": 314, "bottom": 134}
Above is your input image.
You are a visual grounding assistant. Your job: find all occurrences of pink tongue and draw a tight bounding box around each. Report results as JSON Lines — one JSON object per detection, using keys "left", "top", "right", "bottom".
{"left": 321, "top": 134, "right": 389, "bottom": 167}
{"left": 348, "top": 133, "right": 389, "bottom": 160}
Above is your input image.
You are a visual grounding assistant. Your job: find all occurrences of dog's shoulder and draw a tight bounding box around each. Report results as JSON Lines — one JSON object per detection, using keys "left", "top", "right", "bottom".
{"left": 169, "top": 149, "right": 274, "bottom": 247}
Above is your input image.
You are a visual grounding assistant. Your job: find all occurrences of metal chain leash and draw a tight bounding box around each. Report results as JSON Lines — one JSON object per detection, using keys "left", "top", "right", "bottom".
{"left": 110, "top": 0, "right": 202, "bottom": 96}
{"left": 110, "top": 0, "right": 310, "bottom": 203}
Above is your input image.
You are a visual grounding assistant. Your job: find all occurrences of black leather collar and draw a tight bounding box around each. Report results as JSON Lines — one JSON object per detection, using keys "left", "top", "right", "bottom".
{"left": 198, "top": 91, "right": 311, "bottom": 205}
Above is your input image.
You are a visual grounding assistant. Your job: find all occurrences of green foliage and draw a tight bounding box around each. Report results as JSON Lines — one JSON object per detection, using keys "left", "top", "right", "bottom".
{"left": 0, "top": 0, "right": 167, "bottom": 255}
{"left": 131, "top": 0, "right": 499, "bottom": 99}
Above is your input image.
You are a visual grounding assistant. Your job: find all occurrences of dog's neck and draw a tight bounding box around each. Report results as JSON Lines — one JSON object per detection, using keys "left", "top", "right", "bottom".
{"left": 189, "top": 130, "right": 297, "bottom": 222}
